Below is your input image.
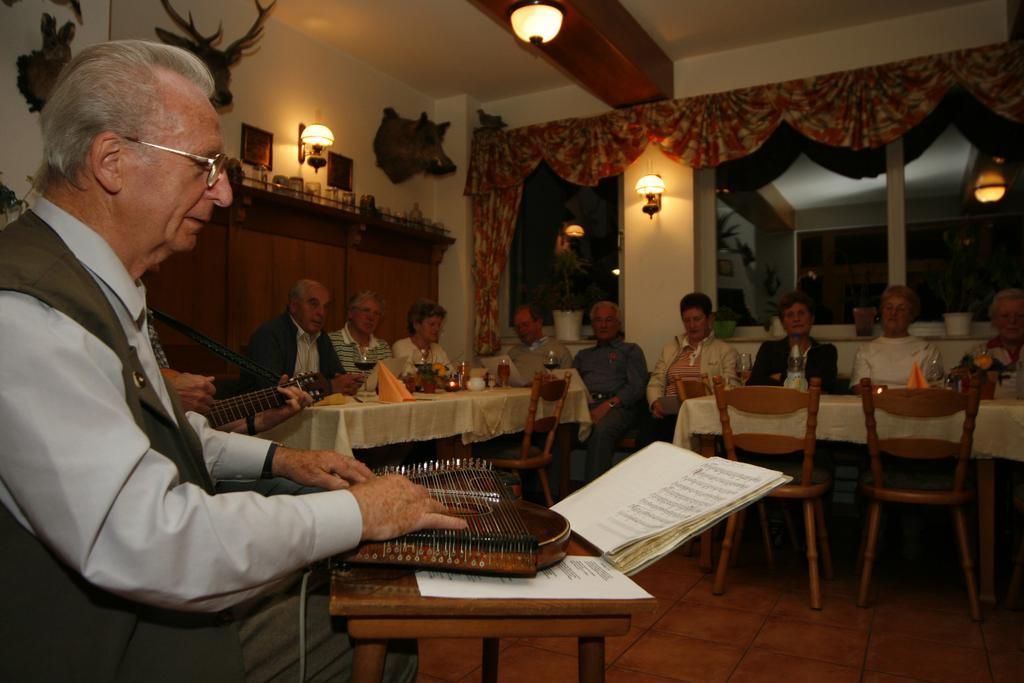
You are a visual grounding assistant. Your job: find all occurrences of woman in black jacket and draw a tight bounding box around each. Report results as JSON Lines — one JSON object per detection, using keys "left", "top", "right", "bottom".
{"left": 749, "top": 290, "right": 838, "bottom": 393}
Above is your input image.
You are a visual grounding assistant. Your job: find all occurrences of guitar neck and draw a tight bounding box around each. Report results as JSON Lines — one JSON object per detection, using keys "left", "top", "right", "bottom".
{"left": 207, "top": 385, "right": 288, "bottom": 429}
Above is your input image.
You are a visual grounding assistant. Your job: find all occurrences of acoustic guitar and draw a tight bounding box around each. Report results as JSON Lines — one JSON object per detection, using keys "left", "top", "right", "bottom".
{"left": 206, "top": 372, "right": 329, "bottom": 429}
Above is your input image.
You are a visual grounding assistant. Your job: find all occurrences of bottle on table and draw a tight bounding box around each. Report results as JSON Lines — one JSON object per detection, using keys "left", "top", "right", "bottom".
{"left": 783, "top": 334, "right": 806, "bottom": 391}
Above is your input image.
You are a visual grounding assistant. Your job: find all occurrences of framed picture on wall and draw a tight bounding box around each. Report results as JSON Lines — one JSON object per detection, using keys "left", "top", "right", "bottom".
{"left": 240, "top": 123, "right": 273, "bottom": 170}
{"left": 327, "top": 152, "right": 353, "bottom": 191}
{"left": 717, "top": 258, "right": 734, "bottom": 277}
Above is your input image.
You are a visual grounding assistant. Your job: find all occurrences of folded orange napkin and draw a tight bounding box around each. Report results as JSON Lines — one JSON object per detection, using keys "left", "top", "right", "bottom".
{"left": 906, "top": 361, "right": 928, "bottom": 389}
{"left": 377, "top": 361, "right": 415, "bottom": 403}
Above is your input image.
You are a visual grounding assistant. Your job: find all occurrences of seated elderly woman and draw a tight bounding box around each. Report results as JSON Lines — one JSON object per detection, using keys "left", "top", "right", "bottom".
{"left": 638, "top": 292, "right": 738, "bottom": 447}
{"left": 392, "top": 298, "right": 450, "bottom": 373}
{"left": 749, "top": 290, "right": 838, "bottom": 393}
{"left": 851, "top": 284, "right": 942, "bottom": 390}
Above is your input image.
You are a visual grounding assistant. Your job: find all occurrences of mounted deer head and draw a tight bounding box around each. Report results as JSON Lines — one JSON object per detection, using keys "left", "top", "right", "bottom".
{"left": 155, "top": 0, "right": 276, "bottom": 108}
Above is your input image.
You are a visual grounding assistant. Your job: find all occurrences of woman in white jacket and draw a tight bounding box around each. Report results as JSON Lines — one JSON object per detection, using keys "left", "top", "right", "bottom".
{"left": 638, "top": 292, "right": 739, "bottom": 447}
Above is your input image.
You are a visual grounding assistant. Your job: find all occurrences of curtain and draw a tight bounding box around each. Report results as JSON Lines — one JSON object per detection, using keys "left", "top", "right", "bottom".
{"left": 466, "top": 40, "right": 1024, "bottom": 354}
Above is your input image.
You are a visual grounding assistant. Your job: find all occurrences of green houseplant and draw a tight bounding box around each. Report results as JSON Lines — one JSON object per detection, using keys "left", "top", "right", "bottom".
{"left": 533, "top": 247, "right": 600, "bottom": 341}
{"left": 713, "top": 306, "right": 738, "bottom": 339}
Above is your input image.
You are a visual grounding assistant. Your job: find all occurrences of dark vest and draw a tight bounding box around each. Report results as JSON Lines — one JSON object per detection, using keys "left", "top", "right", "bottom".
{"left": 0, "top": 212, "right": 244, "bottom": 682}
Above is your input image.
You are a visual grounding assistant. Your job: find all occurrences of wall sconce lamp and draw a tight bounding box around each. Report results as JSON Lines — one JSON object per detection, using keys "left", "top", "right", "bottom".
{"left": 298, "top": 122, "right": 334, "bottom": 173}
{"left": 974, "top": 182, "right": 1006, "bottom": 203}
{"left": 563, "top": 222, "right": 585, "bottom": 238}
{"left": 509, "top": 1, "right": 565, "bottom": 45}
{"left": 635, "top": 174, "right": 665, "bottom": 218}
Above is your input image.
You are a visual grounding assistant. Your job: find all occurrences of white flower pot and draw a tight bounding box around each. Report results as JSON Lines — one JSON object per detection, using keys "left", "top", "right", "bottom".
{"left": 552, "top": 309, "right": 583, "bottom": 341}
{"left": 942, "top": 311, "right": 972, "bottom": 337}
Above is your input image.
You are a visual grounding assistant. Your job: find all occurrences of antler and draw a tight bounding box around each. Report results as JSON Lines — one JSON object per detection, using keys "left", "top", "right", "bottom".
{"left": 159, "top": 0, "right": 222, "bottom": 47}
{"left": 224, "top": 0, "right": 276, "bottom": 63}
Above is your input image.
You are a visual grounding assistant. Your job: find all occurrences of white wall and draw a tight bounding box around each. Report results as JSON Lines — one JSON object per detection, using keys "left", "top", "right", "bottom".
{"left": 0, "top": 0, "right": 111, "bottom": 201}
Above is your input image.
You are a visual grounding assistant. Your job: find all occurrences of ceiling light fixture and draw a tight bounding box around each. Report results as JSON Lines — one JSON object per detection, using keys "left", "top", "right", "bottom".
{"left": 508, "top": 1, "right": 565, "bottom": 45}
{"left": 298, "top": 122, "right": 334, "bottom": 173}
{"left": 635, "top": 174, "right": 665, "bottom": 218}
{"left": 974, "top": 182, "right": 1007, "bottom": 203}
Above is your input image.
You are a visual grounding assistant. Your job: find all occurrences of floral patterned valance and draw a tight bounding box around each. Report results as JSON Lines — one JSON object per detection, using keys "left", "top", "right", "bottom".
{"left": 466, "top": 41, "right": 1024, "bottom": 195}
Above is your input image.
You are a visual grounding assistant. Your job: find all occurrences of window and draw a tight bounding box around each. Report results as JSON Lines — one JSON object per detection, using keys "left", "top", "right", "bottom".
{"left": 507, "top": 161, "right": 620, "bottom": 325}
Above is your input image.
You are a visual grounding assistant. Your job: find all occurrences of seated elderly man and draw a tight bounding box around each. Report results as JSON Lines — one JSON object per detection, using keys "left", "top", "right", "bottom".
{"left": 0, "top": 40, "right": 464, "bottom": 681}
{"left": 329, "top": 290, "right": 393, "bottom": 372}
{"left": 508, "top": 303, "right": 574, "bottom": 378}
{"left": 572, "top": 301, "right": 647, "bottom": 481}
{"left": 967, "top": 287, "right": 1024, "bottom": 398}
{"left": 245, "top": 278, "right": 361, "bottom": 395}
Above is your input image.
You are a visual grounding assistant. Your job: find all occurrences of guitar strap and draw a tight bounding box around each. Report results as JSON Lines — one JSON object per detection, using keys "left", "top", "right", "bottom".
{"left": 149, "top": 307, "right": 280, "bottom": 384}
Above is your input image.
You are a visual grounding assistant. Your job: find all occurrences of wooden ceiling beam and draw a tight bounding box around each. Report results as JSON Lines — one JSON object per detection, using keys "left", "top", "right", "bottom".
{"left": 719, "top": 184, "right": 796, "bottom": 233}
{"left": 467, "top": 0, "right": 674, "bottom": 108}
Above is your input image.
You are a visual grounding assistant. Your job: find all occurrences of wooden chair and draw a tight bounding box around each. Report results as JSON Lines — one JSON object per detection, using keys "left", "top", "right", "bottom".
{"left": 476, "top": 371, "right": 571, "bottom": 507}
{"left": 856, "top": 378, "right": 982, "bottom": 621}
{"left": 1008, "top": 485, "right": 1024, "bottom": 649}
{"left": 711, "top": 375, "right": 833, "bottom": 609}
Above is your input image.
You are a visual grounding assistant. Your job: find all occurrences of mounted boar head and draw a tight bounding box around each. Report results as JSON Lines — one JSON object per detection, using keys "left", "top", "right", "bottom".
{"left": 373, "top": 108, "right": 456, "bottom": 184}
{"left": 155, "top": 0, "right": 275, "bottom": 108}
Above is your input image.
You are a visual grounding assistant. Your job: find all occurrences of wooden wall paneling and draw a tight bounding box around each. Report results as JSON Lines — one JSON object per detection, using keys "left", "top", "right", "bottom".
{"left": 348, "top": 251, "right": 433, "bottom": 344}
{"left": 143, "top": 220, "right": 229, "bottom": 375}
{"left": 228, "top": 221, "right": 278, "bottom": 353}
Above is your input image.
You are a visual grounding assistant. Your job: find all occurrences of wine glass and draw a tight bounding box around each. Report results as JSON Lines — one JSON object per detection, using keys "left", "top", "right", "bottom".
{"left": 542, "top": 350, "right": 560, "bottom": 371}
{"left": 496, "top": 358, "right": 510, "bottom": 388}
{"left": 924, "top": 357, "right": 944, "bottom": 386}
{"left": 738, "top": 352, "right": 752, "bottom": 386}
{"left": 354, "top": 349, "right": 376, "bottom": 396}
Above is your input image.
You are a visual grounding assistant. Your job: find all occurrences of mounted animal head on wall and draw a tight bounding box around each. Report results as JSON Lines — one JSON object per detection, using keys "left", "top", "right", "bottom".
{"left": 155, "top": 0, "right": 276, "bottom": 109}
{"left": 373, "top": 108, "right": 457, "bottom": 184}
{"left": 16, "top": 13, "right": 75, "bottom": 113}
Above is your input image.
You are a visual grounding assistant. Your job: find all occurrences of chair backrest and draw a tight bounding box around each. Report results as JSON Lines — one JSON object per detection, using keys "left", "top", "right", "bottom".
{"left": 712, "top": 375, "right": 822, "bottom": 486}
{"left": 520, "top": 371, "right": 571, "bottom": 460}
{"left": 675, "top": 376, "right": 709, "bottom": 400}
{"left": 858, "top": 378, "right": 980, "bottom": 494}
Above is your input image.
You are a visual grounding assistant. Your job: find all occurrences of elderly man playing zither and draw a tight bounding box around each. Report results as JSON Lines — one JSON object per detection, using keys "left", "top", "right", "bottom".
{"left": 0, "top": 40, "right": 464, "bottom": 682}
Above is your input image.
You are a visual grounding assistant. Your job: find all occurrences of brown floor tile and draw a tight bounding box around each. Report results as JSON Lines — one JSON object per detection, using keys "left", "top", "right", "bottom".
{"left": 684, "top": 575, "right": 782, "bottom": 615}
{"left": 631, "top": 566, "right": 705, "bottom": 601}
{"left": 614, "top": 630, "right": 745, "bottom": 682}
{"left": 455, "top": 643, "right": 578, "bottom": 683}
{"left": 873, "top": 579, "right": 977, "bottom": 616}
{"left": 782, "top": 571, "right": 865, "bottom": 600}
{"left": 728, "top": 647, "right": 860, "bottom": 683}
{"left": 865, "top": 631, "right": 992, "bottom": 682}
{"left": 860, "top": 673, "right": 933, "bottom": 682}
{"left": 752, "top": 616, "right": 869, "bottom": 668}
{"left": 652, "top": 598, "right": 766, "bottom": 646}
{"left": 872, "top": 604, "right": 984, "bottom": 648}
{"left": 605, "top": 667, "right": 684, "bottom": 683}
{"left": 519, "top": 624, "right": 644, "bottom": 665}
{"left": 418, "top": 638, "right": 487, "bottom": 681}
{"left": 632, "top": 596, "right": 676, "bottom": 630}
{"left": 770, "top": 590, "right": 873, "bottom": 631}
{"left": 988, "top": 649, "right": 1024, "bottom": 683}
{"left": 982, "top": 610, "right": 1024, "bottom": 653}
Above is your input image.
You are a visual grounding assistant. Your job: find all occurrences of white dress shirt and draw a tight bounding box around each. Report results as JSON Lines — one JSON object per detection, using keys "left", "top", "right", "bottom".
{"left": 0, "top": 200, "right": 362, "bottom": 613}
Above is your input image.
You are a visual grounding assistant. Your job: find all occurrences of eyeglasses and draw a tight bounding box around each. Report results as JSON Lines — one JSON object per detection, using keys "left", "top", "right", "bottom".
{"left": 994, "top": 313, "right": 1024, "bottom": 323}
{"left": 125, "top": 137, "right": 226, "bottom": 188}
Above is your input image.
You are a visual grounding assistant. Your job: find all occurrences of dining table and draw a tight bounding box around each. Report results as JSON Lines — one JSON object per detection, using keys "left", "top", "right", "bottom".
{"left": 672, "top": 394, "right": 1024, "bottom": 604}
{"left": 262, "top": 368, "right": 592, "bottom": 466}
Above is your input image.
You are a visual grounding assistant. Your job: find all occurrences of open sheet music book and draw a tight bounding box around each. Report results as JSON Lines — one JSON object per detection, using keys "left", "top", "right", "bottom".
{"left": 552, "top": 442, "right": 791, "bottom": 575}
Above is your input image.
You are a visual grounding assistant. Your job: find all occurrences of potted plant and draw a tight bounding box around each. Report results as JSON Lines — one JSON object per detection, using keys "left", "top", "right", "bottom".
{"left": 713, "top": 306, "right": 738, "bottom": 339}
{"left": 930, "top": 225, "right": 983, "bottom": 336}
{"left": 537, "top": 247, "right": 591, "bottom": 341}
{"left": 844, "top": 260, "right": 878, "bottom": 336}
{"left": 415, "top": 362, "right": 447, "bottom": 393}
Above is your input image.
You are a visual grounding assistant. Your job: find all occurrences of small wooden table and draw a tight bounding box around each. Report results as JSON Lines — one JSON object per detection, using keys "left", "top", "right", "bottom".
{"left": 329, "top": 539, "right": 656, "bottom": 682}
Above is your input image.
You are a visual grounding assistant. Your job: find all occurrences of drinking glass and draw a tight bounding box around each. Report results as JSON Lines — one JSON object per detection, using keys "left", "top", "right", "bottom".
{"left": 497, "top": 358, "right": 510, "bottom": 387}
{"left": 924, "top": 357, "right": 944, "bottom": 386}
{"left": 542, "top": 350, "right": 560, "bottom": 371}
{"left": 354, "top": 349, "right": 376, "bottom": 396}
{"left": 738, "top": 352, "right": 753, "bottom": 385}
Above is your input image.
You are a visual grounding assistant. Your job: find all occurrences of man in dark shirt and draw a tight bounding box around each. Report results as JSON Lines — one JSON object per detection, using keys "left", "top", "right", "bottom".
{"left": 573, "top": 301, "right": 648, "bottom": 481}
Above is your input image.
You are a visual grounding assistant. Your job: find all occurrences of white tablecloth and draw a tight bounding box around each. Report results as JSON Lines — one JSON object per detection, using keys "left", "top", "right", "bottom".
{"left": 263, "top": 370, "right": 592, "bottom": 455}
{"left": 673, "top": 395, "right": 1024, "bottom": 462}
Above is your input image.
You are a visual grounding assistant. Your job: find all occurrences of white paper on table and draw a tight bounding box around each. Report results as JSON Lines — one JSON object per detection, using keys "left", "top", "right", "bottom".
{"left": 415, "top": 555, "right": 653, "bottom": 600}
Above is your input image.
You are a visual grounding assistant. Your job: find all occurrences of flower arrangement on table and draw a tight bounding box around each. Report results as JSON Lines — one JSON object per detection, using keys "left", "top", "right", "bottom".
{"left": 415, "top": 362, "right": 448, "bottom": 392}
{"left": 948, "top": 353, "right": 1008, "bottom": 397}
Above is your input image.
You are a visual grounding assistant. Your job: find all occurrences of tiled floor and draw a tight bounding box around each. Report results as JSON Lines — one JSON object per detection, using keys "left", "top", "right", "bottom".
{"left": 414, "top": 516, "right": 1024, "bottom": 682}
